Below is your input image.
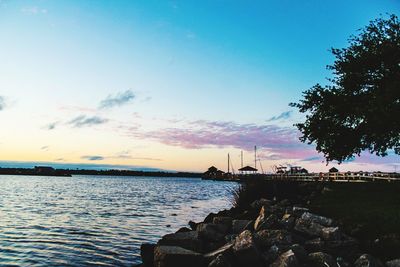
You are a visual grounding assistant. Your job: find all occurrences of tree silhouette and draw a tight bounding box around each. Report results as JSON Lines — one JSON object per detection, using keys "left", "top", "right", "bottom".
{"left": 290, "top": 15, "right": 400, "bottom": 163}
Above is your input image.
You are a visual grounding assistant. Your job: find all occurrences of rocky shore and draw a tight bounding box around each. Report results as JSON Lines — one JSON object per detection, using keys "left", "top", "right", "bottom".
{"left": 136, "top": 197, "right": 400, "bottom": 267}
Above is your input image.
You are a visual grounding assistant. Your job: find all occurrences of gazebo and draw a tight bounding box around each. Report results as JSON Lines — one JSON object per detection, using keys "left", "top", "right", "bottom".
{"left": 329, "top": 167, "right": 339, "bottom": 173}
{"left": 238, "top": 165, "right": 258, "bottom": 175}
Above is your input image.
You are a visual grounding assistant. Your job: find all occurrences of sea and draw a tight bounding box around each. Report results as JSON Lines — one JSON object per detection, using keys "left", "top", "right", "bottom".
{"left": 0, "top": 175, "right": 238, "bottom": 266}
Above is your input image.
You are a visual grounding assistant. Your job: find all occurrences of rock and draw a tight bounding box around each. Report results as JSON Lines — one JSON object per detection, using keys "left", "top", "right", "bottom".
{"left": 204, "top": 242, "right": 234, "bottom": 260}
{"left": 270, "top": 249, "right": 299, "bottom": 267}
{"left": 279, "top": 199, "right": 291, "bottom": 207}
{"left": 213, "top": 216, "right": 233, "bottom": 232}
{"left": 261, "top": 245, "right": 281, "bottom": 264}
{"left": 236, "top": 209, "right": 258, "bottom": 220}
{"left": 208, "top": 254, "right": 232, "bottom": 267}
{"left": 176, "top": 227, "right": 191, "bottom": 233}
{"left": 290, "top": 244, "right": 307, "bottom": 263}
{"left": 254, "top": 206, "right": 268, "bottom": 231}
{"left": 197, "top": 223, "right": 226, "bottom": 242}
{"left": 204, "top": 213, "right": 217, "bottom": 223}
{"left": 224, "top": 234, "right": 237, "bottom": 243}
{"left": 232, "top": 220, "right": 252, "bottom": 234}
{"left": 255, "top": 213, "right": 280, "bottom": 231}
{"left": 320, "top": 226, "right": 341, "bottom": 241}
{"left": 307, "top": 252, "right": 336, "bottom": 267}
{"left": 189, "top": 220, "right": 198, "bottom": 230}
{"left": 255, "top": 229, "right": 292, "bottom": 249}
{"left": 232, "top": 230, "right": 263, "bottom": 267}
{"left": 153, "top": 246, "right": 204, "bottom": 267}
{"left": 294, "top": 218, "right": 324, "bottom": 237}
{"left": 301, "top": 212, "right": 333, "bottom": 227}
{"left": 354, "top": 254, "right": 384, "bottom": 267}
{"left": 280, "top": 214, "right": 296, "bottom": 230}
{"left": 327, "top": 236, "right": 359, "bottom": 259}
{"left": 337, "top": 257, "right": 352, "bottom": 267}
{"left": 292, "top": 206, "right": 309, "bottom": 217}
{"left": 140, "top": 243, "right": 155, "bottom": 267}
{"left": 304, "top": 238, "right": 325, "bottom": 253}
{"left": 158, "top": 231, "right": 204, "bottom": 252}
{"left": 387, "top": 259, "right": 400, "bottom": 267}
{"left": 250, "top": 198, "right": 272, "bottom": 210}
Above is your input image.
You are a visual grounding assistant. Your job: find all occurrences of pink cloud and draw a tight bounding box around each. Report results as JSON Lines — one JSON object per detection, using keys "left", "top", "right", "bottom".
{"left": 132, "top": 120, "right": 319, "bottom": 160}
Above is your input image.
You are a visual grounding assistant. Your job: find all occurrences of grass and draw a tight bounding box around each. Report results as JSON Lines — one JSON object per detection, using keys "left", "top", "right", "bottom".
{"left": 309, "top": 182, "right": 400, "bottom": 260}
{"left": 231, "top": 179, "right": 400, "bottom": 260}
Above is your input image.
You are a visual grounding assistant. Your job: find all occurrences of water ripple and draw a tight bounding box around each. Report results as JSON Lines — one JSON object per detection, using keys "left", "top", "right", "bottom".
{"left": 0, "top": 175, "right": 237, "bottom": 266}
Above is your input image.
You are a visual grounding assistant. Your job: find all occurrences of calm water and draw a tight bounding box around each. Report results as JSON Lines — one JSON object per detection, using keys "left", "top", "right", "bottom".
{"left": 0, "top": 175, "right": 238, "bottom": 266}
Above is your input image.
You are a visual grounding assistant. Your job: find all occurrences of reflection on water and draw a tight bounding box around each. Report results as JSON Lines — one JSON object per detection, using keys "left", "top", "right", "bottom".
{"left": 0, "top": 175, "right": 238, "bottom": 266}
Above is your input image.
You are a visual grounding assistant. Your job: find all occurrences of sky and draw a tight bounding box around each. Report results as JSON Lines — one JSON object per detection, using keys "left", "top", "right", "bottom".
{"left": 0, "top": 0, "right": 399, "bottom": 173}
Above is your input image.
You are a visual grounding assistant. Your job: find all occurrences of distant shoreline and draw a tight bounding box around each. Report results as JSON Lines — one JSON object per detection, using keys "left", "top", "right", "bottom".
{"left": 0, "top": 166, "right": 202, "bottom": 178}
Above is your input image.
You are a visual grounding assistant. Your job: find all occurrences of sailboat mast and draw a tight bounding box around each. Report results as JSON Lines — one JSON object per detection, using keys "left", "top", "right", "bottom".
{"left": 228, "top": 153, "right": 230, "bottom": 173}
{"left": 241, "top": 151, "right": 243, "bottom": 168}
{"left": 254, "top": 146, "right": 257, "bottom": 169}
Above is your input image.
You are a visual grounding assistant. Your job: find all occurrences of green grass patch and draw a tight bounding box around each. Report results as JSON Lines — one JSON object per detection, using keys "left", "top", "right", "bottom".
{"left": 310, "top": 182, "right": 400, "bottom": 260}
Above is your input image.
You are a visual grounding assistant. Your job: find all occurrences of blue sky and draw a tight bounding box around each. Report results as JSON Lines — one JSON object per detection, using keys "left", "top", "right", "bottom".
{"left": 0, "top": 0, "right": 399, "bottom": 172}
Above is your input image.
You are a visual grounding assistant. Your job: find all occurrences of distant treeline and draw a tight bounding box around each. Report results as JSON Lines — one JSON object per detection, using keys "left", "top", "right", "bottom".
{"left": 0, "top": 166, "right": 202, "bottom": 178}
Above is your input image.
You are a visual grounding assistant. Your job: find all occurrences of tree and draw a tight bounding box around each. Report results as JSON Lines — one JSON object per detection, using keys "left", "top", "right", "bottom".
{"left": 290, "top": 15, "right": 400, "bottom": 163}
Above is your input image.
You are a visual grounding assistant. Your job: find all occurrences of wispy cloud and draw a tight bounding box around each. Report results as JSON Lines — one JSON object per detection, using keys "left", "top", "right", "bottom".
{"left": 81, "top": 155, "right": 104, "bottom": 161}
{"left": 68, "top": 115, "right": 108, "bottom": 128}
{"left": 112, "top": 150, "right": 162, "bottom": 161}
{"left": 21, "top": 6, "right": 47, "bottom": 15}
{"left": 41, "top": 146, "right": 49, "bottom": 151}
{"left": 99, "top": 90, "right": 135, "bottom": 109}
{"left": 267, "top": 111, "right": 292, "bottom": 122}
{"left": 45, "top": 121, "right": 59, "bottom": 130}
{"left": 0, "top": 96, "right": 6, "bottom": 111}
{"left": 132, "top": 120, "right": 317, "bottom": 160}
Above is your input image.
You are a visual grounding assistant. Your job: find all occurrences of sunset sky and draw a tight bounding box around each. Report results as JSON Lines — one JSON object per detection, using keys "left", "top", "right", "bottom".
{"left": 1, "top": 0, "right": 399, "bottom": 172}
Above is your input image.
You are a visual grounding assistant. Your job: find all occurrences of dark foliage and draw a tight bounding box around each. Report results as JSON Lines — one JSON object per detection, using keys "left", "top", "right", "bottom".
{"left": 290, "top": 15, "right": 400, "bottom": 163}
{"left": 230, "top": 179, "right": 320, "bottom": 209}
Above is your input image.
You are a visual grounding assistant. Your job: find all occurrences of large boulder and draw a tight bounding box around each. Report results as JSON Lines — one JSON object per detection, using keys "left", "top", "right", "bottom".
{"left": 232, "top": 220, "right": 252, "bottom": 234}
{"left": 254, "top": 206, "right": 268, "bottom": 231}
{"left": 213, "top": 216, "right": 233, "bottom": 233}
{"left": 387, "top": 259, "right": 400, "bottom": 267}
{"left": 140, "top": 243, "right": 155, "bottom": 267}
{"left": 292, "top": 206, "right": 309, "bottom": 217}
{"left": 304, "top": 238, "right": 325, "bottom": 253}
{"left": 204, "top": 213, "right": 218, "bottom": 223}
{"left": 255, "top": 229, "right": 292, "bottom": 249}
{"left": 208, "top": 254, "right": 233, "bottom": 267}
{"left": 280, "top": 214, "right": 296, "bottom": 230}
{"left": 270, "top": 249, "right": 299, "bottom": 267}
{"left": 153, "top": 246, "right": 204, "bottom": 267}
{"left": 320, "top": 227, "right": 342, "bottom": 241}
{"left": 307, "top": 252, "right": 336, "bottom": 267}
{"left": 158, "top": 231, "right": 204, "bottom": 252}
{"left": 301, "top": 212, "right": 333, "bottom": 227}
{"left": 294, "top": 218, "right": 324, "bottom": 237}
{"left": 255, "top": 213, "right": 280, "bottom": 231}
{"left": 197, "top": 223, "right": 226, "bottom": 242}
{"left": 354, "top": 254, "right": 384, "bottom": 267}
{"left": 250, "top": 198, "right": 272, "bottom": 210}
{"left": 204, "top": 242, "right": 234, "bottom": 262}
{"left": 232, "top": 230, "right": 263, "bottom": 267}
{"left": 290, "top": 244, "right": 307, "bottom": 263}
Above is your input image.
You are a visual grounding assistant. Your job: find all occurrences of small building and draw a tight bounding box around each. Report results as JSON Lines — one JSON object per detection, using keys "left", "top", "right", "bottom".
{"left": 329, "top": 167, "right": 339, "bottom": 173}
{"left": 238, "top": 165, "right": 258, "bottom": 174}
{"left": 203, "top": 166, "right": 224, "bottom": 179}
